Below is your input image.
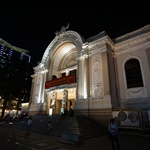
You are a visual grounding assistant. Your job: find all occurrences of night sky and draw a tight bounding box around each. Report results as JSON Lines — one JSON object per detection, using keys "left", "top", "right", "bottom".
{"left": 0, "top": 1, "right": 149, "bottom": 67}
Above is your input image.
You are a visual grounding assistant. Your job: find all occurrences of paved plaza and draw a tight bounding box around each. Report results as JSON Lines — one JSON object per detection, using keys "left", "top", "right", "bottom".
{"left": 0, "top": 122, "right": 150, "bottom": 150}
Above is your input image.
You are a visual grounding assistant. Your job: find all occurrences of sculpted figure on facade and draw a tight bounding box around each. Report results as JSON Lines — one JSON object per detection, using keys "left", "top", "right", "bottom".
{"left": 55, "top": 23, "right": 70, "bottom": 40}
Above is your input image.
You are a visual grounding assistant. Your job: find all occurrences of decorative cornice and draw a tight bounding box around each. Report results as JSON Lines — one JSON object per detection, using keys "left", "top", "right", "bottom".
{"left": 33, "top": 62, "right": 44, "bottom": 70}
{"left": 88, "top": 36, "right": 114, "bottom": 51}
{"left": 66, "top": 31, "right": 83, "bottom": 43}
{"left": 114, "top": 33, "right": 150, "bottom": 52}
{"left": 31, "top": 69, "right": 48, "bottom": 77}
{"left": 77, "top": 53, "right": 88, "bottom": 60}
{"left": 32, "top": 62, "right": 48, "bottom": 77}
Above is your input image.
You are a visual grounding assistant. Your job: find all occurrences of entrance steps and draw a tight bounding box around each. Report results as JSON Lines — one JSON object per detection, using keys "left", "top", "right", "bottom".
{"left": 75, "top": 116, "right": 107, "bottom": 139}
{"left": 4, "top": 114, "right": 107, "bottom": 139}
{"left": 37, "top": 114, "right": 107, "bottom": 139}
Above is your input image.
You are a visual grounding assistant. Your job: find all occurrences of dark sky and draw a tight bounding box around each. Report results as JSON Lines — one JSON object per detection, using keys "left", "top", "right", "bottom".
{"left": 0, "top": 1, "right": 149, "bottom": 67}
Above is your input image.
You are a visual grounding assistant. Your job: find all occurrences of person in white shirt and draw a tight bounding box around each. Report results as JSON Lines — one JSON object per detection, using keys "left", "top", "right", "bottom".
{"left": 108, "top": 118, "right": 120, "bottom": 150}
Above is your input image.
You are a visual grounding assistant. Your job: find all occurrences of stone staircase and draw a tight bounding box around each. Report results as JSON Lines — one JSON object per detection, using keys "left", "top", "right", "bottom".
{"left": 41, "top": 114, "right": 107, "bottom": 139}
{"left": 3, "top": 114, "right": 107, "bottom": 140}
{"left": 75, "top": 116, "right": 107, "bottom": 139}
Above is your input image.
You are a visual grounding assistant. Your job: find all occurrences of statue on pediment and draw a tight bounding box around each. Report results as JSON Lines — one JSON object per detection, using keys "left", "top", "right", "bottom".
{"left": 55, "top": 23, "right": 70, "bottom": 39}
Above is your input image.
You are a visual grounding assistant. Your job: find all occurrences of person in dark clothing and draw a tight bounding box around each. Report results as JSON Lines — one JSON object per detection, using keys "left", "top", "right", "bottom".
{"left": 45, "top": 121, "right": 53, "bottom": 134}
{"left": 108, "top": 118, "right": 120, "bottom": 150}
{"left": 26, "top": 116, "right": 32, "bottom": 135}
{"left": 68, "top": 108, "right": 74, "bottom": 116}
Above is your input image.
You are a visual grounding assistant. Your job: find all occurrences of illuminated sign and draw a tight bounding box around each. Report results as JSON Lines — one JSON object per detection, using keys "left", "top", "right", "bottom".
{"left": 45, "top": 74, "right": 75, "bottom": 89}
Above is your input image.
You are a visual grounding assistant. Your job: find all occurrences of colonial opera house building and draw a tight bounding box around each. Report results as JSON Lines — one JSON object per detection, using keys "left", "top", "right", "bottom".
{"left": 27, "top": 24, "right": 150, "bottom": 126}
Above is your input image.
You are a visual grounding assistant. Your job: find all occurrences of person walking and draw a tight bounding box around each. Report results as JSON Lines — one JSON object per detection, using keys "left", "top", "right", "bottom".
{"left": 108, "top": 118, "right": 120, "bottom": 150}
{"left": 26, "top": 115, "right": 32, "bottom": 135}
{"left": 45, "top": 121, "right": 53, "bottom": 135}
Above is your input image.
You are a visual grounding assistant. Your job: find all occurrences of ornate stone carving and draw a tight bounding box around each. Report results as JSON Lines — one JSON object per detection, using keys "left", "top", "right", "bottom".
{"left": 93, "top": 84, "right": 103, "bottom": 98}
{"left": 78, "top": 53, "right": 88, "bottom": 60}
{"left": 125, "top": 87, "right": 148, "bottom": 99}
{"left": 93, "top": 60, "right": 100, "bottom": 80}
{"left": 55, "top": 23, "right": 70, "bottom": 40}
{"left": 41, "top": 30, "right": 83, "bottom": 65}
{"left": 93, "top": 55, "right": 101, "bottom": 83}
{"left": 32, "top": 63, "right": 48, "bottom": 77}
{"left": 92, "top": 55, "right": 103, "bottom": 98}
{"left": 115, "top": 33, "right": 150, "bottom": 51}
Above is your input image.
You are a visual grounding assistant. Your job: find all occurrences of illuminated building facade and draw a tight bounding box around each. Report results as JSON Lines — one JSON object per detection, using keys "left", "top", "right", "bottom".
{"left": 29, "top": 25, "right": 150, "bottom": 126}
{"left": 0, "top": 38, "right": 32, "bottom": 117}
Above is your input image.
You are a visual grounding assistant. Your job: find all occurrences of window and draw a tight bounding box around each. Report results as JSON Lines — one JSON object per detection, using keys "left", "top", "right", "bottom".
{"left": 70, "top": 69, "right": 76, "bottom": 82}
{"left": 62, "top": 72, "right": 66, "bottom": 77}
{"left": 125, "top": 59, "right": 143, "bottom": 88}
{"left": 52, "top": 75, "right": 57, "bottom": 80}
{"left": 70, "top": 69, "right": 76, "bottom": 75}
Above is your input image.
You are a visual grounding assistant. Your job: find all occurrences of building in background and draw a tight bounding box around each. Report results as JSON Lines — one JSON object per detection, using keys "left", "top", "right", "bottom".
{"left": 29, "top": 24, "right": 150, "bottom": 128}
{"left": 0, "top": 38, "right": 32, "bottom": 118}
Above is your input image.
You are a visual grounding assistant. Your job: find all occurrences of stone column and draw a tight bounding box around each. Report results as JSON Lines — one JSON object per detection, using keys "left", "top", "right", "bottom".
{"left": 61, "top": 89, "right": 67, "bottom": 108}
{"left": 67, "top": 100, "right": 70, "bottom": 111}
{"left": 77, "top": 53, "right": 88, "bottom": 99}
{"left": 29, "top": 77, "right": 35, "bottom": 105}
{"left": 51, "top": 91, "right": 56, "bottom": 108}
{"left": 61, "top": 89, "right": 68, "bottom": 114}
{"left": 28, "top": 62, "right": 48, "bottom": 115}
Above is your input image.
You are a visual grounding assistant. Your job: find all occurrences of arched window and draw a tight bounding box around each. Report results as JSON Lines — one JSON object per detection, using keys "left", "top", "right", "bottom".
{"left": 52, "top": 75, "right": 57, "bottom": 80}
{"left": 125, "top": 59, "right": 143, "bottom": 88}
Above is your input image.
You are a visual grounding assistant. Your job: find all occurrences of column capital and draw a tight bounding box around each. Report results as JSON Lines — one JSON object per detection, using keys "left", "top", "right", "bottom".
{"left": 77, "top": 54, "right": 88, "bottom": 60}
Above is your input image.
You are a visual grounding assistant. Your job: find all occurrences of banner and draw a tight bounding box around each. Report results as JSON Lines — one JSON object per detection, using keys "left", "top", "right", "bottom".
{"left": 45, "top": 74, "right": 75, "bottom": 89}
